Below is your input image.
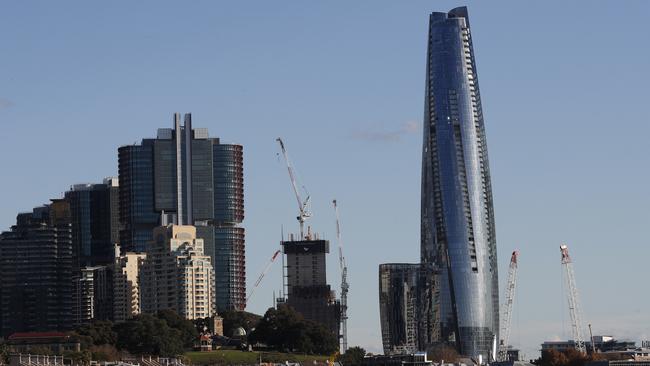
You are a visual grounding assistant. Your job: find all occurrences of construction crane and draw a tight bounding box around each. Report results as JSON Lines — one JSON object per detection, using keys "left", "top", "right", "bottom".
{"left": 333, "top": 199, "right": 349, "bottom": 354}
{"left": 246, "top": 249, "right": 281, "bottom": 305}
{"left": 497, "top": 250, "right": 519, "bottom": 361}
{"left": 560, "top": 244, "right": 587, "bottom": 354}
{"left": 276, "top": 137, "right": 311, "bottom": 239}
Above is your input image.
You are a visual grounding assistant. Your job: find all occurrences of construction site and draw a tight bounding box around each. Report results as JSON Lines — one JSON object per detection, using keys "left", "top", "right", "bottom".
{"left": 244, "top": 137, "right": 350, "bottom": 354}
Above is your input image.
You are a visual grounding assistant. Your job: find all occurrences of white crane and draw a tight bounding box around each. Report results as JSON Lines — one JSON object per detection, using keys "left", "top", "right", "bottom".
{"left": 498, "top": 250, "right": 519, "bottom": 361}
{"left": 333, "top": 199, "right": 349, "bottom": 353}
{"left": 276, "top": 137, "right": 311, "bottom": 239}
{"left": 246, "top": 249, "right": 281, "bottom": 305}
{"left": 560, "top": 244, "right": 587, "bottom": 354}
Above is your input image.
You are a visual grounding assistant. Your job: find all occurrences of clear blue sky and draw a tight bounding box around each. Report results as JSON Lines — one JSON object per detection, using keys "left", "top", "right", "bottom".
{"left": 1, "top": 1, "right": 649, "bottom": 357}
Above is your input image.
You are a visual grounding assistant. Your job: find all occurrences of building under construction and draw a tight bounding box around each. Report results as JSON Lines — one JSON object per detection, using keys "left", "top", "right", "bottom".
{"left": 280, "top": 230, "right": 340, "bottom": 338}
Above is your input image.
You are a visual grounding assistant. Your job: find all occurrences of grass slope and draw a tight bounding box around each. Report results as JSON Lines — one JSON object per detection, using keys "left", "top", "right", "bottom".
{"left": 185, "top": 350, "right": 329, "bottom": 365}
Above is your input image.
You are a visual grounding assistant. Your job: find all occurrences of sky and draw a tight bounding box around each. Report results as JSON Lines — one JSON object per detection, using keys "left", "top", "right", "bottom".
{"left": 1, "top": 0, "right": 649, "bottom": 358}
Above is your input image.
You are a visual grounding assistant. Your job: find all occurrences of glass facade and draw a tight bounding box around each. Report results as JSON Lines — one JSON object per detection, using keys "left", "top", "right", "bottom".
{"left": 118, "top": 141, "right": 158, "bottom": 252}
{"left": 65, "top": 180, "right": 120, "bottom": 268}
{"left": 421, "top": 7, "right": 499, "bottom": 359}
{"left": 118, "top": 115, "right": 245, "bottom": 311}
{"left": 379, "top": 264, "right": 421, "bottom": 355}
{"left": 214, "top": 226, "right": 245, "bottom": 311}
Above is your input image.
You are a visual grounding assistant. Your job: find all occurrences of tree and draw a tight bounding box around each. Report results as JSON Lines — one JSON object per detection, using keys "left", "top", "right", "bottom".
{"left": 156, "top": 309, "right": 198, "bottom": 348}
{"left": 74, "top": 320, "right": 117, "bottom": 347}
{"left": 114, "top": 314, "right": 184, "bottom": 357}
{"left": 249, "top": 306, "right": 338, "bottom": 355}
{"left": 220, "top": 310, "right": 261, "bottom": 337}
{"left": 337, "top": 346, "right": 366, "bottom": 366}
{"left": 426, "top": 344, "right": 459, "bottom": 363}
{"left": 89, "top": 344, "right": 121, "bottom": 362}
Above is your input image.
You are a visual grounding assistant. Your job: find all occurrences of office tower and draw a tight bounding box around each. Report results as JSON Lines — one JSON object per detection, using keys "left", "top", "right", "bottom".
{"left": 379, "top": 264, "right": 421, "bottom": 355}
{"left": 281, "top": 230, "right": 340, "bottom": 337}
{"left": 420, "top": 7, "right": 499, "bottom": 358}
{"left": 72, "top": 266, "right": 113, "bottom": 326}
{"left": 65, "top": 177, "right": 120, "bottom": 269}
{"left": 0, "top": 201, "right": 73, "bottom": 336}
{"left": 140, "top": 225, "right": 216, "bottom": 320}
{"left": 118, "top": 113, "right": 245, "bottom": 311}
{"left": 113, "top": 249, "right": 146, "bottom": 322}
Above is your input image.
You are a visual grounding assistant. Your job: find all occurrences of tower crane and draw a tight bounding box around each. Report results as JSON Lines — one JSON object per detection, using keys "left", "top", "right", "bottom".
{"left": 276, "top": 138, "right": 311, "bottom": 239}
{"left": 246, "top": 249, "right": 281, "bottom": 305}
{"left": 333, "top": 199, "right": 349, "bottom": 353}
{"left": 497, "top": 250, "right": 519, "bottom": 361}
{"left": 560, "top": 244, "right": 587, "bottom": 354}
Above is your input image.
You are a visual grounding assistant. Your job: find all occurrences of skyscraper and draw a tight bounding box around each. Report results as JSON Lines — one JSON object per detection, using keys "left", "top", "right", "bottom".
{"left": 378, "top": 264, "right": 421, "bottom": 355}
{"left": 65, "top": 177, "right": 120, "bottom": 269}
{"left": 0, "top": 201, "right": 73, "bottom": 336}
{"left": 421, "top": 7, "right": 499, "bottom": 358}
{"left": 118, "top": 113, "right": 245, "bottom": 311}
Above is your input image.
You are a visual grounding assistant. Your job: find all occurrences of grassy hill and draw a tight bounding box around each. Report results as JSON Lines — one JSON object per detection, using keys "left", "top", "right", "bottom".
{"left": 185, "top": 350, "right": 329, "bottom": 365}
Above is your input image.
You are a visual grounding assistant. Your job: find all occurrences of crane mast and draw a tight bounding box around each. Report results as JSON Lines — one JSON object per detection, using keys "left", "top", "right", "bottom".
{"left": 333, "top": 199, "right": 349, "bottom": 353}
{"left": 498, "top": 250, "right": 519, "bottom": 361}
{"left": 276, "top": 138, "right": 311, "bottom": 238}
{"left": 246, "top": 249, "right": 281, "bottom": 305}
{"left": 560, "top": 244, "right": 587, "bottom": 354}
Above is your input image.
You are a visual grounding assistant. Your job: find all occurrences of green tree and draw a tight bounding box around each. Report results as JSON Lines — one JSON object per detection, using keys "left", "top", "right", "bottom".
{"left": 249, "top": 306, "right": 338, "bottom": 355}
{"left": 338, "top": 346, "right": 366, "bottom": 366}
{"left": 220, "top": 310, "right": 261, "bottom": 337}
{"left": 156, "top": 309, "right": 198, "bottom": 348}
{"left": 114, "top": 314, "right": 184, "bottom": 357}
{"left": 74, "top": 320, "right": 117, "bottom": 346}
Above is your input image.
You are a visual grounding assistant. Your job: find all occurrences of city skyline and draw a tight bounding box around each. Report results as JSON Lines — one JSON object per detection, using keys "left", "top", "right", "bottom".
{"left": 1, "top": 1, "right": 649, "bottom": 357}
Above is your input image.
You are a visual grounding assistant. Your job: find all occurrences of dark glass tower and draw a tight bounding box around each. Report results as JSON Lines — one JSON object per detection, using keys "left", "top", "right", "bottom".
{"left": 65, "top": 177, "right": 120, "bottom": 268}
{"left": 0, "top": 201, "right": 73, "bottom": 336}
{"left": 118, "top": 113, "right": 245, "bottom": 311}
{"left": 421, "top": 7, "right": 499, "bottom": 358}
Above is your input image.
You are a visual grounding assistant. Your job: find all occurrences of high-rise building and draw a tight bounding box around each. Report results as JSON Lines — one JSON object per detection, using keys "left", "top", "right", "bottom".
{"left": 140, "top": 225, "right": 216, "bottom": 320}
{"left": 378, "top": 263, "right": 439, "bottom": 355}
{"left": 0, "top": 201, "right": 73, "bottom": 336}
{"left": 72, "top": 266, "right": 113, "bottom": 326}
{"left": 281, "top": 231, "right": 340, "bottom": 338}
{"left": 420, "top": 7, "right": 499, "bottom": 358}
{"left": 113, "top": 249, "right": 146, "bottom": 323}
{"left": 65, "top": 178, "right": 120, "bottom": 269}
{"left": 118, "top": 113, "right": 245, "bottom": 311}
{"left": 379, "top": 264, "right": 421, "bottom": 355}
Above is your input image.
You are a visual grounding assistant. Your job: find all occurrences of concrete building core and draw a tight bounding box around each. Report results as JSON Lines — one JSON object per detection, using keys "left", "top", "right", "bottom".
{"left": 281, "top": 233, "right": 340, "bottom": 338}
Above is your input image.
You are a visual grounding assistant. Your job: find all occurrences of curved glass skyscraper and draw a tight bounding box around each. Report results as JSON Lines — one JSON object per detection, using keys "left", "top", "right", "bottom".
{"left": 421, "top": 7, "right": 499, "bottom": 359}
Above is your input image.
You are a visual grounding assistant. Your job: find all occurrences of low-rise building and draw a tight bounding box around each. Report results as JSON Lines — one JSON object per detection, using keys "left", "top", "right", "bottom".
{"left": 361, "top": 353, "right": 432, "bottom": 366}
{"left": 6, "top": 332, "right": 81, "bottom": 354}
